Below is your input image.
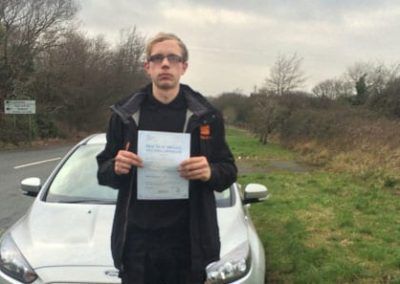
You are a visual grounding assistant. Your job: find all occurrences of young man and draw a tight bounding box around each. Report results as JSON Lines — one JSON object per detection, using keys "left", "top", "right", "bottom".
{"left": 97, "top": 33, "right": 237, "bottom": 284}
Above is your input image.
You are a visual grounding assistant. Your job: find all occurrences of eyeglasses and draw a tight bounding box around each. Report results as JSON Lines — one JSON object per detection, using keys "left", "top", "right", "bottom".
{"left": 148, "top": 54, "right": 184, "bottom": 64}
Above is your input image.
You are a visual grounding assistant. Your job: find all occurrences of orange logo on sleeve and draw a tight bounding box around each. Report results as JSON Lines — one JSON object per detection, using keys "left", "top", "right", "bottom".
{"left": 200, "top": 124, "right": 211, "bottom": 139}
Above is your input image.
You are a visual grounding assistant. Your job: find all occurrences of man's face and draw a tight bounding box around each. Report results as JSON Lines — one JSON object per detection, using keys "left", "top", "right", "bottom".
{"left": 144, "top": 39, "right": 188, "bottom": 91}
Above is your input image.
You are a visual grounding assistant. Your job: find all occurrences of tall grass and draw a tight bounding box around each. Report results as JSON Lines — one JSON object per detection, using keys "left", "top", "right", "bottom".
{"left": 284, "top": 113, "right": 400, "bottom": 183}
{"left": 228, "top": 127, "right": 400, "bottom": 283}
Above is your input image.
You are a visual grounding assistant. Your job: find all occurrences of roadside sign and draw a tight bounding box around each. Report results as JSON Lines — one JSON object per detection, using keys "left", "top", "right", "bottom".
{"left": 4, "top": 100, "right": 36, "bottom": 114}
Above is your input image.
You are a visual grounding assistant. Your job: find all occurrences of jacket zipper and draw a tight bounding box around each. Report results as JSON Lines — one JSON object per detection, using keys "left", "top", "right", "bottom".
{"left": 120, "top": 166, "right": 135, "bottom": 272}
{"left": 118, "top": 119, "right": 137, "bottom": 273}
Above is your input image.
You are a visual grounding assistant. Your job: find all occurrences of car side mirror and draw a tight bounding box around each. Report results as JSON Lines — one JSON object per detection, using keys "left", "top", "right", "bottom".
{"left": 243, "top": 183, "right": 269, "bottom": 204}
{"left": 21, "top": 177, "right": 41, "bottom": 196}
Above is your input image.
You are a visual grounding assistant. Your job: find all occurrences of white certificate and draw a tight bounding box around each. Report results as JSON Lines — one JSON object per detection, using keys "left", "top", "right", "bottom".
{"left": 137, "top": 130, "right": 191, "bottom": 200}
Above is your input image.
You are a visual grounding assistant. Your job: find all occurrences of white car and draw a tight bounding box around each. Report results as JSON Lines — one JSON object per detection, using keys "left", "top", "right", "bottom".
{"left": 0, "top": 134, "right": 268, "bottom": 284}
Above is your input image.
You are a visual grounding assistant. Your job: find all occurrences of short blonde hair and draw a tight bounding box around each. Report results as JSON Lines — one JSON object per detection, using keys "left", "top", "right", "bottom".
{"left": 145, "top": 32, "right": 189, "bottom": 62}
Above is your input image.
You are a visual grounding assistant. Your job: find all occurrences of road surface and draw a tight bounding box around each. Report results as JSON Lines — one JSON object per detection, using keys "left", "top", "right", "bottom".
{"left": 0, "top": 144, "right": 74, "bottom": 234}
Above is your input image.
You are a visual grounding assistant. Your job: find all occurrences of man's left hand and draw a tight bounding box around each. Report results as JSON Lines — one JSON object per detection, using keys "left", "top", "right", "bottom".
{"left": 179, "top": 156, "right": 211, "bottom": 182}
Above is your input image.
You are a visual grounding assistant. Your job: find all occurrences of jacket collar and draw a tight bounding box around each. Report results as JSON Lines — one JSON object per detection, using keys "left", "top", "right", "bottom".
{"left": 111, "top": 84, "right": 214, "bottom": 124}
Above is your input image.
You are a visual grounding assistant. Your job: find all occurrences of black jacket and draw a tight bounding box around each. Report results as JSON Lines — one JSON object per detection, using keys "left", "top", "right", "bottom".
{"left": 96, "top": 84, "right": 237, "bottom": 273}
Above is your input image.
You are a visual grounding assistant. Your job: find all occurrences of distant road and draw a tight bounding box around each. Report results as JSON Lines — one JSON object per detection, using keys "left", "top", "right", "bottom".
{"left": 0, "top": 144, "right": 74, "bottom": 233}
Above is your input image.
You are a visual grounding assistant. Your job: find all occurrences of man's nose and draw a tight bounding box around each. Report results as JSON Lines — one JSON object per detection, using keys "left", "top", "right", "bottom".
{"left": 161, "top": 57, "right": 170, "bottom": 67}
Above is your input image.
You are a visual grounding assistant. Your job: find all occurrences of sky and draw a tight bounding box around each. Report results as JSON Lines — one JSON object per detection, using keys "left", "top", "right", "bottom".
{"left": 76, "top": 0, "right": 400, "bottom": 96}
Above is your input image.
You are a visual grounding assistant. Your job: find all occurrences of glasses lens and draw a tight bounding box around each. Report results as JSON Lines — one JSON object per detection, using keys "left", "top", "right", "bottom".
{"left": 149, "top": 54, "right": 183, "bottom": 64}
{"left": 166, "top": 54, "right": 182, "bottom": 63}
{"left": 149, "top": 54, "right": 164, "bottom": 64}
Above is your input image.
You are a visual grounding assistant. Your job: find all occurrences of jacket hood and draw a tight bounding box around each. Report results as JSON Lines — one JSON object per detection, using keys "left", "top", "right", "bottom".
{"left": 110, "top": 84, "right": 216, "bottom": 124}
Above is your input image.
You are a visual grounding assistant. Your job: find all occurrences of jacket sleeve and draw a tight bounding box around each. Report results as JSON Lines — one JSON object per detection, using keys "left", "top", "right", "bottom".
{"left": 96, "top": 113, "right": 129, "bottom": 189}
{"left": 206, "top": 112, "right": 237, "bottom": 192}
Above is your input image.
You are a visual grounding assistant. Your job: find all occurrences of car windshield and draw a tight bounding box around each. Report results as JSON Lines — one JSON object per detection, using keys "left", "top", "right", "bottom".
{"left": 45, "top": 143, "right": 232, "bottom": 207}
{"left": 45, "top": 144, "right": 116, "bottom": 203}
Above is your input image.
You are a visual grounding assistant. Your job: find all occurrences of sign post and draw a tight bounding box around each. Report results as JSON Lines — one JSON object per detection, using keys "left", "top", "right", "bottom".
{"left": 4, "top": 100, "right": 36, "bottom": 114}
{"left": 4, "top": 100, "right": 36, "bottom": 143}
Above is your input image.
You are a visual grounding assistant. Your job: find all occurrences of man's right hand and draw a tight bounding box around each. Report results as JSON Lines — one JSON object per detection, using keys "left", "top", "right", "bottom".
{"left": 114, "top": 150, "right": 143, "bottom": 175}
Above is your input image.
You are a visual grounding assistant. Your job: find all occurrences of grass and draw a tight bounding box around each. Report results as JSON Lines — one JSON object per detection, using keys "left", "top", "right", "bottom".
{"left": 226, "top": 127, "right": 295, "bottom": 161}
{"left": 227, "top": 127, "right": 400, "bottom": 283}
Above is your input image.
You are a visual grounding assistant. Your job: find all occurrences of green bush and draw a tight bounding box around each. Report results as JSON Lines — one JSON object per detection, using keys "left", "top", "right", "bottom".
{"left": 0, "top": 113, "right": 63, "bottom": 144}
{"left": 35, "top": 113, "right": 60, "bottom": 138}
{"left": 0, "top": 115, "right": 36, "bottom": 144}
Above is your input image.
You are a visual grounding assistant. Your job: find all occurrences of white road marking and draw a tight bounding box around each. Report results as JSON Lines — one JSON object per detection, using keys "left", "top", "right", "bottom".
{"left": 14, "top": 157, "right": 61, "bottom": 169}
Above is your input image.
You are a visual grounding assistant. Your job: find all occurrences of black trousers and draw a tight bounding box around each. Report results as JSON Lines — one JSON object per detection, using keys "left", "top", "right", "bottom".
{"left": 121, "top": 225, "right": 206, "bottom": 284}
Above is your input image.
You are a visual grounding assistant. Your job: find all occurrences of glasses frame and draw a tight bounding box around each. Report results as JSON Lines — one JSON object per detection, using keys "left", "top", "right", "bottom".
{"left": 147, "top": 54, "right": 184, "bottom": 65}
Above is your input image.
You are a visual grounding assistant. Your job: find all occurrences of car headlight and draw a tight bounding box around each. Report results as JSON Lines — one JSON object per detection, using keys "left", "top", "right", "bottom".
{"left": 0, "top": 234, "right": 38, "bottom": 283}
{"left": 206, "top": 241, "right": 251, "bottom": 283}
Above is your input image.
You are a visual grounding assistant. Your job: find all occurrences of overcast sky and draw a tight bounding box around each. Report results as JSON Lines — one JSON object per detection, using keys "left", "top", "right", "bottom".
{"left": 76, "top": 0, "right": 400, "bottom": 96}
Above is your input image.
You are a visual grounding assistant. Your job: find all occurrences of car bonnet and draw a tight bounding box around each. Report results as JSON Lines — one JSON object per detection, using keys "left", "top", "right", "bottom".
{"left": 9, "top": 198, "right": 116, "bottom": 269}
{"left": 9, "top": 190, "right": 249, "bottom": 269}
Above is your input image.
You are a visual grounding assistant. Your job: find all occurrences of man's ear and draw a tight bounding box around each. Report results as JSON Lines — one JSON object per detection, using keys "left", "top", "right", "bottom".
{"left": 182, "top": 62, "right": 188, "bottom": 74}
{"left": 143, "top": 61, "right": 150, "bottom": 73}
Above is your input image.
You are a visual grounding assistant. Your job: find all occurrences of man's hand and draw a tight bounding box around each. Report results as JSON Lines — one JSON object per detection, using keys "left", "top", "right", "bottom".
{"left": 179, "top": 156, "right": 211, "bottom": 182}
{"left": 114, "top": 150, "right": 143, "bottom": 175}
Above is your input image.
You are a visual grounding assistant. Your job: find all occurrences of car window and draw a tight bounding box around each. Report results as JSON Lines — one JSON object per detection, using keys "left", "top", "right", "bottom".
{"left": 45, "top": 144, "right": 117, "bottom": 203}
{"left": 45, "top": 143, "right": 233, "bottom": 207}
{"left": 214, "top": 187, "right": 233, "bottom": 207}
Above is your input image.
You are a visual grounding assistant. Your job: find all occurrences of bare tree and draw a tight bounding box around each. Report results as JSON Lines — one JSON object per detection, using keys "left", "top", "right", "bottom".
{"left": 33, "top": 29, "right": 111, "bottom": 130}
{"left": 248, "top": 90, "right": 290, "bottom": 144}
{"left": 312, "top": 78, "right": 353, "bottom": 100}
{"left": 252, "top": 53, "right": 306, "bottom": 143}
{"left": 0, "top": 0, "right": 77, "bottom": 45}
{"left": 264, "top": 53, "right": 306, "bottom": 96}
{"left": 0, "top": 0, "right": 77, "bottom": 102}
{"left": 108, "top": 27, "right": 148, "bottom": 102}
{"left": 346, "top": 61, "right": 400, "bottom": 97}
{"left": 32, "top": 27, "right": 147, "bottom": 132}
{"left": 250, "top": 93, "right": 275, "bottom": 144}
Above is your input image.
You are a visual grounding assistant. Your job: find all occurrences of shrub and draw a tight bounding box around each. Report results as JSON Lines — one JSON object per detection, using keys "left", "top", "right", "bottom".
{"left": 368, "top": 78, "right": 400, "bottom": 118}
